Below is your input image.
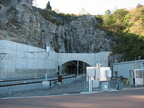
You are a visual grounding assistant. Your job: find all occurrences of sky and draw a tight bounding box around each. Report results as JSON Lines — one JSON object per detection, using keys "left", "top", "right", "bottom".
{"left": 33, "top": 0, "right": 144, "bottom": 15}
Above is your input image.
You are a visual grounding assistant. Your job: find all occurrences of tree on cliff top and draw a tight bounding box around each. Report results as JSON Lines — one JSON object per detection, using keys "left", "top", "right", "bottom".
{"left": 46, "top": 1, "right": 52, "bottom": 10}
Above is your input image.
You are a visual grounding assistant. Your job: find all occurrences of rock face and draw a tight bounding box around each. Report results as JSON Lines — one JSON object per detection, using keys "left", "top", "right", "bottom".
{"left": 0, "top": 0, "right": 114, "bottom": 53}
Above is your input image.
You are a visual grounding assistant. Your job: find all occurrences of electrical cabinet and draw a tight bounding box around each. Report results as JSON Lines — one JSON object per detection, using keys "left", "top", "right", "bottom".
{"left": 86, "top": 65, "right": 112, "bottom": 92}
{"left": 87, "top": 67, "right": 96, "bottom": 76}
{"left": 99, "top": 67, "right": 110, "bottom": 81}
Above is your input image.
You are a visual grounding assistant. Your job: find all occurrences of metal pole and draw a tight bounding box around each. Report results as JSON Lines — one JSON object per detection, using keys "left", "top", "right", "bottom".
{"left": 88, "top": 76, "right": 92, "bottom": 92}
{"left": 45, "top": 73, "right": 47, "bottom": 81}
{"left": 77, "top": 60, "right": 79, "bottom": 76}
{"left": 83, "top": 62, "right": 85, "bottom": 74}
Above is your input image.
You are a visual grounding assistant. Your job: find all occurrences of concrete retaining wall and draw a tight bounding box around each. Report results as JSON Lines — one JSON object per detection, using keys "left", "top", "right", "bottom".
{"left": 0, "top": 40, "right": 111, "bottom": 79}
{"left": 0, "top": 40, "right": 58, "bottom": 79}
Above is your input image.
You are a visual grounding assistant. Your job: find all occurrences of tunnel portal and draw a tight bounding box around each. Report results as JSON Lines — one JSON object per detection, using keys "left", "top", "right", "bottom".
{"left": 62, "top": 60, "right": 90, "bottom": 75}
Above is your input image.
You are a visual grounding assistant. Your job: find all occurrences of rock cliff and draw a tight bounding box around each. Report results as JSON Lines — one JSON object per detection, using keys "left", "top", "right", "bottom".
{"left": 0, "top": 0, "right": 115, "bottom": 53}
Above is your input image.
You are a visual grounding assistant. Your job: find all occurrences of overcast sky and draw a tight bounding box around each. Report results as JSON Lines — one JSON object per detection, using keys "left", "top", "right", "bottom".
{"left": 33, "top": 0, "right": 144, "bottom": 15}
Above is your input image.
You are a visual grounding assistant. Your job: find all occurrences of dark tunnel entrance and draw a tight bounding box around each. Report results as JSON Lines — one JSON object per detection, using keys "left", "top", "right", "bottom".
{"left": 62, "top": 60, "right": 90, "bottom": 75}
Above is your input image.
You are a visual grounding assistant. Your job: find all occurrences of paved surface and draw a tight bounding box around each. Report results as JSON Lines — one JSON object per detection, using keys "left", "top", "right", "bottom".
{"left": 0, "top": 88, "right": 144, "bottom": 108}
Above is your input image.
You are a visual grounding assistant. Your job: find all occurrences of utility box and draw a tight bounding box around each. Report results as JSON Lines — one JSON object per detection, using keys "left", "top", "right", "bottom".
{"left": 86, "top": 65, "right": 112, "bottom": 92}
{"left": 87, "top": 67, "right": 96, "bottom": 76}
{"left": 129, "top": 69, "right": 144, "bottom": 86}
{"left": 116, "top": 81, "right": 123, "bottom": 90}
{"left": 106, "top": 70, "right": 112, "bottom": 78}
{"left": 99, "top": 67, "right": 110, "bottom": 81}
{"left": 100, "top": 81, "right": 109, "bottom": 91}
{"left": 92, "top": 80, "right": 100, "bottom": 88}
{"left": 95, "top": 68, "right": 100, "bottom": 79}
{"left": 86, "top": 67, "right": 111, "bottom": 81}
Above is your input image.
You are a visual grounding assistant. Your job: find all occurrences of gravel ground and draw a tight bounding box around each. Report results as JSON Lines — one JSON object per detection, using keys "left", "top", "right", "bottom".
{"left": 0, "top": 77, "right": 85, "bottom": 98}
{"left": 1, "top": 76, "right": 143, "bottom": 98}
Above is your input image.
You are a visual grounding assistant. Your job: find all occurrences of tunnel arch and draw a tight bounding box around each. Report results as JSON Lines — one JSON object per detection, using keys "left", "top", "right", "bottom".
{"left": 61, "top": 60, "right": 90, "bottom": 75}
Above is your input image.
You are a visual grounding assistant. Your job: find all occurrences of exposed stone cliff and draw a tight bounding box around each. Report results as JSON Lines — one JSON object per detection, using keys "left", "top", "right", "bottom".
{"left": 0, "top": 0, "right": 115, "bottom": 53}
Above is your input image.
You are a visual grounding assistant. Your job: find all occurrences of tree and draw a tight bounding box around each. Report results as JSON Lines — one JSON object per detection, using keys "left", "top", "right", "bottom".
{"left": 112, "top": 33, "right": 144, "bottom": 60}
{"left": 102, "top": 13, "right": 116, "bottom": 31}
{"left": 105, "top": 10, "right": 111, "bottom": 15}
{"left": 136, "top": 3, "right": 143, "bottom": 8}
{"left": 46, "top": 1, "right": 52, "bottom": 10}
{"left": 111, "top": 9, "right": 129, "bottom": 32}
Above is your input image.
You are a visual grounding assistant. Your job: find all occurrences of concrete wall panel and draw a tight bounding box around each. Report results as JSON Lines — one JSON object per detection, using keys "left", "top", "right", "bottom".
{"left": 0, "top": 40, "right": 111, "bottom": 79}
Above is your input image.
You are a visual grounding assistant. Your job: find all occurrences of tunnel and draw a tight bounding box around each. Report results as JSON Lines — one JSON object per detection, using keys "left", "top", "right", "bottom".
{"left": 61, "top": 60, "right": 90, "bottom": 75}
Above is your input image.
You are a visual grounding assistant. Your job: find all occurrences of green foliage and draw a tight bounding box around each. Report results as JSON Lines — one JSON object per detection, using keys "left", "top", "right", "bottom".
{"left": 122, "top": 14, "right": 132, "bottom": 28}
{"left": 140, "top": 7, "right": 144, "bottom": 21}
{"left": 112, "top": 33, "right": 144, "bottom": 60}
{"left": 98, "top": 6, "right": 144, "bottom": 61}
{"left": 102, "top": 14, "right": 116, "bottom": 31}
{"left": 39, "top": 9, "right": 78, "bottom": 25}
{"left": 45, "top": 1, "right": 52, "bottom": 10}
{"left": 99, "top": 9, "right": 130, "bottom": 33}
{"left": 39, "top": 9, "right": 62, "bottom": 25}
{"left": 105, "top": 10, "right": 111, "bottom": 15}
{"left": 140, "top": 15, "right": 144, "bottom": 20}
